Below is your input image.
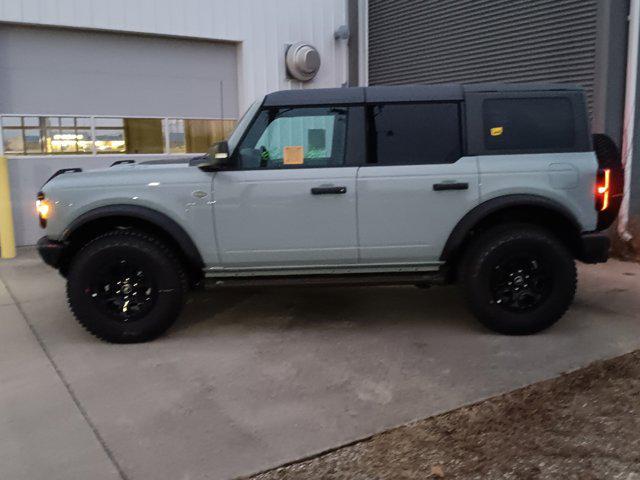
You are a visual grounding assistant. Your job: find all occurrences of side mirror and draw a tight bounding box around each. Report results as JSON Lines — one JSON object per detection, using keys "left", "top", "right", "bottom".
{"left": 189, "top": 141, "right": 231, "bottom": 170}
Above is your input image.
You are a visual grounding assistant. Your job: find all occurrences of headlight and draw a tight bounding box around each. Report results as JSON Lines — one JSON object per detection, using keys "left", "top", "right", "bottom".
{"left": 36, "top": 199, "right": 51, "bottom": 218}
{"left": 36, "top": 192, "right": 52, "bottom": 227}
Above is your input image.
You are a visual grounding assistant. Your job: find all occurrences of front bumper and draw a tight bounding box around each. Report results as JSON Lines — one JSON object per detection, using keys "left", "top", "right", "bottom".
{"left": 37, "top": 236, "right": 65, "bottom": 269}
{"left": 578, "top": 232, "right": 610, "bottom": 264}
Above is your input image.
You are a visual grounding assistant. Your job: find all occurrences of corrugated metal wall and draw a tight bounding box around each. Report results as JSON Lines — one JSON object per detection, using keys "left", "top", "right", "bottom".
{"left": 368, "top": 0, "right": 598, "bottom": 109}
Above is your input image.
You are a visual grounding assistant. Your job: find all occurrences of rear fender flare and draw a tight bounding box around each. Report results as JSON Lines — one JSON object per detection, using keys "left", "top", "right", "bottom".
{"left": 440, "top": 194, "right": 582, "bottom": 261}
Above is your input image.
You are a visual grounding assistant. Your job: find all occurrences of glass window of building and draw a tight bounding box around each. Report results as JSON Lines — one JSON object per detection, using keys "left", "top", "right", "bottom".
{"left": 95, "top": 118, "right": 164, "bottom": 154}
{"left": 94, "top": 118, "right": 125, "bottom": 154}
{"left": 124, "top": 118, "right": 164, "bottom": 154}
{"left": 167, "top": 119, "right": 187, "bottom": 153}
{"left": 44, "top": 117, "right": 93, "bottom": 154}
{"left": 2, "top": 116, "right": 42, "bottom": 155}
{"left": 1, "top": 115, "right": 236, "bottom": 155}
{"left": 3, "top": 116, "right": 93, "bottom": 155}
{"left": 168, "top": 119, "right": 236, "bottom": 154}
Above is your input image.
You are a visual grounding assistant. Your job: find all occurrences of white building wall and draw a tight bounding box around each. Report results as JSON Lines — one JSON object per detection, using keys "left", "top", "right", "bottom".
{"left": 0, "top": 0, "right": 350, "bottom": 111}
{"left": 0, "top": 0, "right": 350, "bottom": 246}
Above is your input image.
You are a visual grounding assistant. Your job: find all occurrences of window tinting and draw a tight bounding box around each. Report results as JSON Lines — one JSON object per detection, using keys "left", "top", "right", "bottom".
{"left": 483, "top": 97, "right": 575, "bottom": 151}
{"left": 236, "top": 107, "right": 348, "bottom": 169}
{"left": 369, "top": 103, "right": 461, "bottom": 165}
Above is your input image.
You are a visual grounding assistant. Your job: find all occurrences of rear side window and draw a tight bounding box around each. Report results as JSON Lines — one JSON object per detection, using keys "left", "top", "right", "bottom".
{"left": 368, "top": 103, "right": 462, "bottom": 165}
{"left": 483, "top": 97, "right": 575, "bottom": 152}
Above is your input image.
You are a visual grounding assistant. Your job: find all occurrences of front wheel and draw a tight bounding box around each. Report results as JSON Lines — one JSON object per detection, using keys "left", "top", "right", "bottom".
{"left": 460, "top": 224, "right": 577, "bottom": 335}
{"left": 67, "top": 230, "right": 187, "bottom": 343}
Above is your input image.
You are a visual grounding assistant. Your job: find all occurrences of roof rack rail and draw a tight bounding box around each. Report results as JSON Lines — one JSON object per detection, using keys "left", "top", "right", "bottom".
{"left": 42, "top": 168, "right": 82, "bottom": 187}
{"left": 111, "top": 160, "right": 136, "bottom": 167}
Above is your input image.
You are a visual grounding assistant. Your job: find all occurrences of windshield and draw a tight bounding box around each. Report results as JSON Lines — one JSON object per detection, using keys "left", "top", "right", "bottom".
{"left": 227, "top": 99, "right": 262, "bottom": 154}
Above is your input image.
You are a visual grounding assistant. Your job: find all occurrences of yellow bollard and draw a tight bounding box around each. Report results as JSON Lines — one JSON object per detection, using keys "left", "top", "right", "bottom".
{"left": 0, "top": 156, "right": 16, "bottom": 259}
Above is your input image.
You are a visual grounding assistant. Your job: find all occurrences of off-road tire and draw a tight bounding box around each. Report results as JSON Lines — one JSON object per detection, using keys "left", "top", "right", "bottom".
{"left": 67, "top": 230, "right": 187, "bottom": 343}
{"left": 460, "top": 224, "right": 577, "bottom": 335}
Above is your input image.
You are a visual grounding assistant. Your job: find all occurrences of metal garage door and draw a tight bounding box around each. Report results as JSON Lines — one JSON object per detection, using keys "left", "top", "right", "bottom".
{"left": 0, "top": 25, "right": 239, "bottom": 246}
{"left": 368, "top": 0, "right": 598, "bottom": 109}
{"left": 0, "top": 24, "right": 238, "bottom": 118}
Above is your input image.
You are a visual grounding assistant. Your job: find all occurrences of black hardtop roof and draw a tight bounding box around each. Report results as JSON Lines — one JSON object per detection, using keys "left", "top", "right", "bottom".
{"left": 262, "top": 83, "right": 584, "bottom": 107}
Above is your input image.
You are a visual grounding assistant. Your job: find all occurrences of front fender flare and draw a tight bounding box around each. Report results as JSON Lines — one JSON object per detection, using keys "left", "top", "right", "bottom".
{"left": 63, "top": 204, "right": 204, "bottom": 270}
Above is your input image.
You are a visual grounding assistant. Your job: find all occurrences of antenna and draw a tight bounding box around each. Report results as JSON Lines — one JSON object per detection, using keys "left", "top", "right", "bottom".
{"left": 219, "top": 80, "right": 225, "bottom": 138}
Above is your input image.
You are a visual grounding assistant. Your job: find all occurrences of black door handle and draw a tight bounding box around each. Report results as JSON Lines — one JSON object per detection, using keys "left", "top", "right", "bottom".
{"left": 311, "top": 186, "right": 347, "bottom": 195}
{"left": 433, "top": 182, "right": 469, "bottom": 191}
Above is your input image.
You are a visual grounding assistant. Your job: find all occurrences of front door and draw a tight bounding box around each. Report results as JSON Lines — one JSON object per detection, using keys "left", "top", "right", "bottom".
{"left": 212, "top": 105, "right": 360, "bottom": 268}
{"left": 357, "top": 102, "right": 480, "bottom": 264}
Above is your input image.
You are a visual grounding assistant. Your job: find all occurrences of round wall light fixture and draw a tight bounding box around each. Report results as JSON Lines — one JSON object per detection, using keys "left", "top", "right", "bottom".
{"left": 285, "top": 42, "right": 321, "bottom": 82}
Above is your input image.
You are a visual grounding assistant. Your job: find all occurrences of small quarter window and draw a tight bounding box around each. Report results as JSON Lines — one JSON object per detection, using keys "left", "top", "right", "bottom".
{"left": 483, "top": 97, "right": 575, "bottom": 151}
{"left": 368, "top": 103, "right": 461, "bottom": 165}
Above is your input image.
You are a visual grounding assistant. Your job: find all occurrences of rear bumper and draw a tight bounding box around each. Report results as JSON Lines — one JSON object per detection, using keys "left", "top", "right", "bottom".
{"left": 37, "top": 236, "right": 65, "bottom": 269}
{"left": 578, "top": 232, "right": 610, "bottom": 264}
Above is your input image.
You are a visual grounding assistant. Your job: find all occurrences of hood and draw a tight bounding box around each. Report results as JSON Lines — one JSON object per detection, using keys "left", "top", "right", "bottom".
{"left": 41, "top": 156, "right": 202, "bottom": 191}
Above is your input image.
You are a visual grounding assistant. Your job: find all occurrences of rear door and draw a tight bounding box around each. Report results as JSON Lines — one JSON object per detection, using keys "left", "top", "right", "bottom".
{"left": 212, "top": 105, "right": 362, "bottom": 268}
{"left": 357, "top": 102, "right": 479, "bottom": 264}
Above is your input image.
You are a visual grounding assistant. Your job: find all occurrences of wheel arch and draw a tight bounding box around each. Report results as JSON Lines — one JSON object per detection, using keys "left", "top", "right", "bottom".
{"left": 441, "top": 194, "right": 583, "bottom": 268}
{"left": 59, "top": 205, "right": 204, "bottom": 285}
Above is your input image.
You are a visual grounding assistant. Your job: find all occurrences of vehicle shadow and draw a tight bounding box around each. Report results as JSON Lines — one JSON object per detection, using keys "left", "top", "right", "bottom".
{"left": 171, "top": 284, "right": 482, "bottom": 337}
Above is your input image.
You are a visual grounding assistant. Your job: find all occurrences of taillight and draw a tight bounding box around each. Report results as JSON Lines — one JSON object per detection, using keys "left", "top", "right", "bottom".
{"left": 593, "top": 134, "right": 623, "bottom": 230}
{"left": 595, "top": 168, "right": 611, "bottom": 211}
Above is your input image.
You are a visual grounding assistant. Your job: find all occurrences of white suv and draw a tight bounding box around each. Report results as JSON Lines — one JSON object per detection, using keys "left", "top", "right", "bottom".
{"left": 36, "top": 84, "right": 623, "bottom": 342}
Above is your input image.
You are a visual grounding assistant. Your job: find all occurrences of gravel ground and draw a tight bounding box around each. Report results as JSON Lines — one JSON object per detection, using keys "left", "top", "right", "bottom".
{"left": 249, "top": 351, "right": 640, "bottom": 480}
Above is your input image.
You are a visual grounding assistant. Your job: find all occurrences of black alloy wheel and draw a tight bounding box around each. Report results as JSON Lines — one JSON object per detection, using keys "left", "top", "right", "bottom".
{"left": 490, "top": 254, "right": 552, "bottom": 312}
{"left": 460, "top": 224, "right": 577, "bottom": 335}
{"left": 87, "top": 258, "right": 157, "bottom": 322}
{"left": 67, "top": 230, "right": 186, "bottom": 343}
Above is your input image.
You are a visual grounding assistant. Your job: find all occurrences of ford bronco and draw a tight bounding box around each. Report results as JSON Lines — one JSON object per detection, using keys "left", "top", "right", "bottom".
{"left": 36, "top": 84, "right": 623, "bottom": 342}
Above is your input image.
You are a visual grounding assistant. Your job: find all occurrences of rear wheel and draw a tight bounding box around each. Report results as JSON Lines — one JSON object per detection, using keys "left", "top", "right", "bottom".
{"left": 460, "top": 224, "right": 576, "bottom": 335}
{"left": 67, "top": 230, "right": 186, "bottom": 343}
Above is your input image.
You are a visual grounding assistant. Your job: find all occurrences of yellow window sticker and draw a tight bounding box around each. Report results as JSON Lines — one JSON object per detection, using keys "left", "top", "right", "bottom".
{"left": 283, "top": 146, "right": 304, "bottom": 165}
{"left": 490, "top": 126, "right": 504, "bottom": 137}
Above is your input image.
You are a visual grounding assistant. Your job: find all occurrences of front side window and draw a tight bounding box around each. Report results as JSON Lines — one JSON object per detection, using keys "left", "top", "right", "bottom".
{"left": 368, "top": 103, "right": 462, "bottom": 165}
{"left": 483, "top": 97, "right": 575, "bottom": 151}
{"left": 236, "top": 106, "right": 348, "bottom": 169}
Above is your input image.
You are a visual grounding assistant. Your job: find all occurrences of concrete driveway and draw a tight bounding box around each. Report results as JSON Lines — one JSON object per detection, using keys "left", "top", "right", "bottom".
{"left": 1, "top": 249, "right": 640, "bottom": 480}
